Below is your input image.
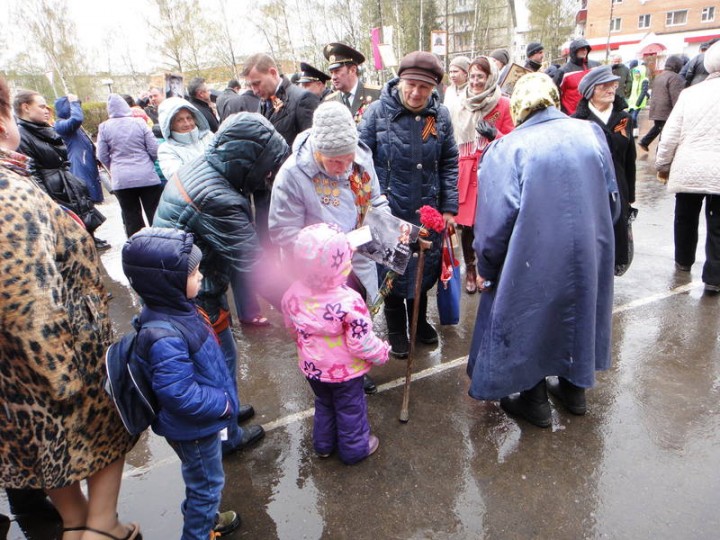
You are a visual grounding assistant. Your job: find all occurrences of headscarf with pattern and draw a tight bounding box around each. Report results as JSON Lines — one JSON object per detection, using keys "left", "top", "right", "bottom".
{"left": 509, "top": 72, "right": 560, "bottom": 126}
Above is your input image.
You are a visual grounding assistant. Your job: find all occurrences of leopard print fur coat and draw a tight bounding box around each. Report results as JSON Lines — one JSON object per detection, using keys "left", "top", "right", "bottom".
{"left": 0, "top": 162, "right": 135, "bottom": 489}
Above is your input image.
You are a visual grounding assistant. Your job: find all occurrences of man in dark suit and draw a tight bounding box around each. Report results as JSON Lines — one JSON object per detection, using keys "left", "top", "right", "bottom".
{"left": 188, "top": 77, "right": 220, "bottom": 132}
{"left": 323, "top": 42, "right": 380, "bottom": 123}
{"left": 216, "top": 79, "right": 261, "bottom": 123}
{"left": 243, "top": 53, "right": 320, "bottom": 146}
{"left": 298, "top": 62, "right": 333, "bottom": 100}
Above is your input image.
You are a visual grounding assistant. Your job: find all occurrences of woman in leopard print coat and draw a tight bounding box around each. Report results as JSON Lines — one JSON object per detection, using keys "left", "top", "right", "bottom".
{"left": 0, "top": 78, "right": 139, "bottom": 539}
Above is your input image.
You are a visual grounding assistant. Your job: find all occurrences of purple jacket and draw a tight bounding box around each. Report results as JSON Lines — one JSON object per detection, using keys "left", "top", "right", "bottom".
{"left": 97, "top": 94, "right": 160, "bottom": 190}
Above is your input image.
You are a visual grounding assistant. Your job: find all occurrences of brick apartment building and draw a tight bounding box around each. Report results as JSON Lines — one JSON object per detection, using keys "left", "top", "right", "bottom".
{"left": 576, "top": 0, "right": 719, "bottom": 64}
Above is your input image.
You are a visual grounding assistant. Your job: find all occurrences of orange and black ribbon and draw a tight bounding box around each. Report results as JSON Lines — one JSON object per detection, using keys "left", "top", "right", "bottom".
{"left": 422, "top": 116, "right": 437, "bottom": 141}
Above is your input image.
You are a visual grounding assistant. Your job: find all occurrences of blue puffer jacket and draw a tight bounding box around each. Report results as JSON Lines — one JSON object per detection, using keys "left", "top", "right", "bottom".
{"left": 358, "top": 78, "right": 459, "bottom": 296}
{"left": 153, "top": 113, "right": 289, "bottom": 322}
{"left": 122, "top": 227, "right": 239, "bottom": 441}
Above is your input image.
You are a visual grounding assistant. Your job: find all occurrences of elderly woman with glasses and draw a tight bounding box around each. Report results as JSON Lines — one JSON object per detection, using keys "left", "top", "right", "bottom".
{"left": 573, "top": 65, "right": 637, "bottom": 276}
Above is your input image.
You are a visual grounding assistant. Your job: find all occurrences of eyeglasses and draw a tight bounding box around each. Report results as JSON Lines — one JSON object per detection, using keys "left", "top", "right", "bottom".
{"left": 597, "top": 81, "right": 619, "bottom": 90}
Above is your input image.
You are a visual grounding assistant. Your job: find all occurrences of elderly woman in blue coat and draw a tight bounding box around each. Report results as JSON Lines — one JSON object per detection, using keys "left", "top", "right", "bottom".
{"left": 359, "top": 51, "right": 459, "bottom": 359}
{"left": 467, "top": 73, "right": 619, "bottom": 428}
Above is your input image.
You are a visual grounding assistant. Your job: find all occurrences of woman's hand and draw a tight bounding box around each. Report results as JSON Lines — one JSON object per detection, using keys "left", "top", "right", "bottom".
{"left": 443, "top": 212, "right": 456, "bottom": 228}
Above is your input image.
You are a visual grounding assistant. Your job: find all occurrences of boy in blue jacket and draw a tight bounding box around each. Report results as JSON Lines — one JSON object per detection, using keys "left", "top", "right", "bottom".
{"left": 122, "top": 227, "right": 241, "bottom": 540}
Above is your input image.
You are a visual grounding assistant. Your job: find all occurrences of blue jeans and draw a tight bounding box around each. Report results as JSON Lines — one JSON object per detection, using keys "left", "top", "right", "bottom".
{"left": 217, "top": 326, "right": 245, "bottom": 454}
{"left": 230, "top": 267, "right": 261, "bottom": 322}
{"left": 168, "top": 433, "right": 224, "bottom": 540}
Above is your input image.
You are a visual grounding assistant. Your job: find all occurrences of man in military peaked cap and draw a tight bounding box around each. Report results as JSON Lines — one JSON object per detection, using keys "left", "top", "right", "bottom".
{"left": 298, "top": 62, "right": 332, "bottom": 100}
{"left": 323, "top": 42, "right": 380, "bottom": 122}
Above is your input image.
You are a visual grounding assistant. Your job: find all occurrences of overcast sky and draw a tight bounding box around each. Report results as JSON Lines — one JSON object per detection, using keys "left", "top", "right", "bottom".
{"left": 1, "top": 0, "right": 263, "bottom": 74}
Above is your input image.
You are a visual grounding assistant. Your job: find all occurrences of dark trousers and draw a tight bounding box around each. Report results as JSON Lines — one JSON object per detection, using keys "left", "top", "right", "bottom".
{"left": 675, "top": 193, "right": 720, "bottom": 286}
{"left": 114, "top": 184, "right": 163, "bottom": 237}
{"left": 307, "top": 376, "right": 370, "bottom": 464}
{"left": 639, "top": 120, "right": 666, "bottom": 147}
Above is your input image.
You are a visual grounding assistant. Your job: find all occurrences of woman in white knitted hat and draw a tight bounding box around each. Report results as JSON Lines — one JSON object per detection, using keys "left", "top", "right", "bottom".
{"left": 269, "top": 101, "right": 390, "bottom": 394}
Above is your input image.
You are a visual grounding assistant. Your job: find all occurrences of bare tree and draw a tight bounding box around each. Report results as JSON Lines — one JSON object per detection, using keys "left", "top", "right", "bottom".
{"left": 148, "top": 0, "right": 189, "bottom": 72}
{"left": 212, "top": 0, "right": 241, "bottom": 78}
{"left": 527, "top": 0, "right": 576, "bottom": 63}
{"left": 13, "top": 0, "right": 86, "bottom": 96}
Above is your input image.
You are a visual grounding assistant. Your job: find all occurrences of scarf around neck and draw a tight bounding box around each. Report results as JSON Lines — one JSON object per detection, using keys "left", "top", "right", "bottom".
{"left": 0, "top": 147, "right": 31, "bottom": 176}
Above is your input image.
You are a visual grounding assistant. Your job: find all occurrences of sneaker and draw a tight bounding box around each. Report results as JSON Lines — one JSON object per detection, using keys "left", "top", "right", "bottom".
{"left": 368, "top": 435, "right": 380, "bottom": 456}
{"left": 704, "top": 283, "right": 720, "bottom": 293}
{"left": 316, "top": 450, "right": 332, "bottom": 458}
{"left": 214, "top": 510, "right": 241, "bottom": 536}
{"left": 675, "top": 262, "right": 692, "bottom": 272}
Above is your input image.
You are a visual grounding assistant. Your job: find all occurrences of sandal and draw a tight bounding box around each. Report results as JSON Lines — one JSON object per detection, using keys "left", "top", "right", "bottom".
{"left": 241, "top": 316, "right": 270, "bottom": 327}
{"left": 64, "top": 523, "right": 142, "bottom": 540}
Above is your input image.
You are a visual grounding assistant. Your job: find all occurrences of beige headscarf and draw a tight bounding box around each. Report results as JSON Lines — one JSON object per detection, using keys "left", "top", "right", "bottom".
{"left": 451, "top": 57, "right": 501, "bottom": 146}
{"left": 510, "top": 72, "right": 560, "bottom": 126}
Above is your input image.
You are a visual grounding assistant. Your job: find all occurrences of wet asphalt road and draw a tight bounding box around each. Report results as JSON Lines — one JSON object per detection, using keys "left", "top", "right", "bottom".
{"left": 2, "top": 116, "right": 720, "bottom": 539}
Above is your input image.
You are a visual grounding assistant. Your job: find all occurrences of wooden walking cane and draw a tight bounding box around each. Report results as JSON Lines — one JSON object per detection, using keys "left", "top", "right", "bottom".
{"left": 399, "top": 237, "right": 433, "bottom": 423}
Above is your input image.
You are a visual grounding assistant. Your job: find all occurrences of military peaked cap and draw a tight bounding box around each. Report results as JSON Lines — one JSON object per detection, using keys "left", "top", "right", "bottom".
{"left": 298, "top": 62, "right": 331, "bottom": 84}
{"left": 324, "top": 42, "right": 365, "bottom": 70}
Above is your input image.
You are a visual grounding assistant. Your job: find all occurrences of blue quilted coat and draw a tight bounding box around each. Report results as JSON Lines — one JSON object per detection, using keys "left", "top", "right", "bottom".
{"left": 358, "top": 78, "right": 459, "bottom": 297}
{"left": 122, "top": 228, "right": 239, "bottom": 441}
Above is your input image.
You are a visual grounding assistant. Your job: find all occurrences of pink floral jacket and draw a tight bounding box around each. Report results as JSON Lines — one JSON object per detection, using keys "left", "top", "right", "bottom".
{"left": 282, "top": 282, "right": 390, "bottom": 383}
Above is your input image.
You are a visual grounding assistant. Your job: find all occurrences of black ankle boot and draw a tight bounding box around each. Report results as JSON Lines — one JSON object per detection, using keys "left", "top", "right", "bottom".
{"left": 546, "top": 376, "right": 587, "bottom": 415}
{"left": 500, "top": 379, "right": 552, "bottom": 428}
{"left": 408, "top": 294, "right": 438, "bottom": 345}
{"left": 384, "top": 301, "right": 409, "bottom": 358}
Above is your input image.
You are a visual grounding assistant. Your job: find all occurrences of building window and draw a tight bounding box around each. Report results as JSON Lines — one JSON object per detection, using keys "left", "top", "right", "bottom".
{"left": 638, "top": 14, "right": 651, "bottom": 28}
{"left": 610, "top": 18, "right": 622, "bottom": 32}
{"left": 666, "top": 10, "right": 688, "bottom": 26}
{"left": 701, "top": 7, "right": 715, "bottom": 22}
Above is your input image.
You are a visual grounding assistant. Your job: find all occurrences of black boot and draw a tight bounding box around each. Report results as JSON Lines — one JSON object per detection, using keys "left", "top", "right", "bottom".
{"left": 408, "top": 293, "right": 438, "bottom": 345}
{"left": 500, "top": 380, "right": 552, "bottom": 428}
{"left": 384, "top": 297, "right": 409, "bottom": 359}
{"left": 546, "top": 376, "right": 587, "bottom": 415}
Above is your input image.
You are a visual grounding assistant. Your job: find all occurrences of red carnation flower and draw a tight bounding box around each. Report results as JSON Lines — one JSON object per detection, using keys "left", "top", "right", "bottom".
{"left": 419, "top": 205, "right": 445, "bottom": 233}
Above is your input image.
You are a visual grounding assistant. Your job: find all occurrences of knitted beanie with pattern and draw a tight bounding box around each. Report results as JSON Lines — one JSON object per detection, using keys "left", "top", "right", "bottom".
{"left": 310, "top": 101, "right": 358, "bottom": 157}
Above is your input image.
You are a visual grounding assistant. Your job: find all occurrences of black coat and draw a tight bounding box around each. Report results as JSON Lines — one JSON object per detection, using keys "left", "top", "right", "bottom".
{"left": 573, "top": 95, "right": 636, "bottom": 267}
{"left": 262, "top": 76, "right": 320, "bottom": 146}
{"left": 217, "top": 89, "right": 260, "bottom": 122}
{"left": 17, "top": 119, "right": 102, "bottom": 232}
{"left": 189, "top": 97, "right": 220, "bottom": 133}
{"left": 154, "top": 113, "right": 289, "bottom": 321}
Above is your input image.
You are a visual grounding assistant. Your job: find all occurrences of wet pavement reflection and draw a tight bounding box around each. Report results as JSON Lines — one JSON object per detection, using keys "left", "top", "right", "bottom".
{"left": 2, "top": 115, "right": 719, "bottom": 539}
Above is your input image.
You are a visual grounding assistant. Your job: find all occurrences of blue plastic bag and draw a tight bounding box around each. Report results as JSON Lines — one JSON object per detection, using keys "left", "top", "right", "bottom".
{"left": 437, "top": 229, "right": 460, "bottom": 325}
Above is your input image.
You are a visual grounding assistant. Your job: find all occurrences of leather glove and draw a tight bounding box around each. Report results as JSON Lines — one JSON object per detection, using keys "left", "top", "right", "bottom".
{"left": 475, "top": 120, "right": 497, "bottom": 142}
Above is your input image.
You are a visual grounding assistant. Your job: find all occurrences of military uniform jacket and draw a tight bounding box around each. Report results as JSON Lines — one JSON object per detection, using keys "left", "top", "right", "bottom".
{"left": 325, "top": 81, "right": 381, "bottom": 121}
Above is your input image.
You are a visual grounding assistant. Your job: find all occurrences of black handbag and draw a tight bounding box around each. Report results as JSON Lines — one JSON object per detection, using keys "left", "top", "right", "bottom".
{"left": 39, "top": 167, "right": 106, "bottom": 233}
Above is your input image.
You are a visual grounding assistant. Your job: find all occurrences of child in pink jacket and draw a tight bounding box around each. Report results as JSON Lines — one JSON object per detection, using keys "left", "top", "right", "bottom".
{"left": 281, "top": 223, "right": 390, "bottom": 463}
